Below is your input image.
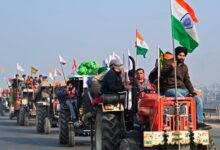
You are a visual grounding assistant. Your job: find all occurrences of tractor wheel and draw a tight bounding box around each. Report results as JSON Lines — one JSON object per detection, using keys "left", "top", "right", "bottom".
{"left": 36, "top": 106, "right": 47, "bottom": 133}
{"left": 19, "top": 106, "right": 25, "bottom": 126}
{"left": 44, "top": 117, "right": 51, "bottom": 134}
{"left": 15, "top": 111, "right": 19, "bottom": 124}
{"left": 59, "top": 109, "right": 71, "bottom": 144}
{"left": 95, "top": 108, "right": 121, "bottom": 150}
{"left": 68, "top": 122, "right": 75, "bottom": 147}
{"left": 119, "top": 139, "right": 139, "bottom": 150}
{"left": 9, "top": 113, "right": 13, "bottom": 120}
{"left": 24, "top": 112, "right": 29, "bottom": 126}
{"left": 0, "top": 103, "right": 4, "bottom": 116}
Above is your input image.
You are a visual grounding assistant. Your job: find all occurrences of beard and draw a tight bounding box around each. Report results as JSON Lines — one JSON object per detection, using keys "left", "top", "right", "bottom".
{"left": 177, "top": 58, "right": 185, "bottom": 63}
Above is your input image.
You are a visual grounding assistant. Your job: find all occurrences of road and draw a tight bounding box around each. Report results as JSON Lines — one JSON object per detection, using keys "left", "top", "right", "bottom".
{"left": 0, "top": 114, "right": 219, "bottom": 150}
{"left": 0, "top": 115, "right": 91, "bottom": 150}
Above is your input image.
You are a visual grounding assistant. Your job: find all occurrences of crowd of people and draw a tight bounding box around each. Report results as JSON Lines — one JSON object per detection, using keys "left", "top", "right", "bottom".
{"left": 0, "top": 46, "right": 211, "bottom": 130}
{"left": 100, "top": 46, "right": 211, "bottom": 130}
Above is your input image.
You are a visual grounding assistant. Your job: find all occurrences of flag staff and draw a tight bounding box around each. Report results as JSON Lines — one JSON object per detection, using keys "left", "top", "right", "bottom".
{"left": 170, "top": 0, "right": 181, "bottom": 150}
{"left": 60, "top": 63, "right": 67, "bottom": 84}
{"left": 157, "top": 45, "right": 160, "bottom": 96}
{"left": 135, "top": 29, "right": 138, "bottom": 68}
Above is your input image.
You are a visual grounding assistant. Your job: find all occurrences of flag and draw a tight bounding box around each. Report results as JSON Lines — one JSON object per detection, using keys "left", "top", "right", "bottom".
{"left": 172, "top": 0, "right": 199, "bottom": 52}
{"left": 108, "top": 55, "right": 113, "bottom": 63}
{"left": 31, "top": 67, "right": 38, "bottom": 74}
{"left": 49, "top": 68, "right": 54, "bottom": 80}
{"left": 136, "top": 30, "right": 149, "bottom": 58}
{"left": 159, "top": 49, "right": 164, "bottom": 70}
{"left": 54, "top": 68, "right": 62, "bottom": 77}
{"left": 72, "top": 59, "right": 77, "bottom": 71}
{"left": 59, "top": 55, "right": 66, "bottom": 65}
{"left": 112, "top": 51, "right": 120, "bottom": 60}
{"left": 16, "top": 63, "right": 24, "bottom": 72}
{"left": 102, "top": 58, "right": 109, "bottom": 67}
{"left": 2, "top": 66, "right": 5, "bottom": 73}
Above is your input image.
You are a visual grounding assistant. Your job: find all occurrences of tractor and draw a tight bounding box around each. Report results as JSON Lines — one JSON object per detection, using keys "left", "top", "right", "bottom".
{"left": 57, "top": 75, "right": 92, "bottom": 147}
{"left": 92, "top": 56, "right": 216, "bottom": 150}
{"left": 36, "top": 82, "right": 60, "bottom": 134}
{"left": 18, "top": 88, "right": 36, "bottom": 126}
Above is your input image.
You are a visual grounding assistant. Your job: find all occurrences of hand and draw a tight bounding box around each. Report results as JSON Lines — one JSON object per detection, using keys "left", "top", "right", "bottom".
{"left": 123, "top": 82, "right": 132, "bottom": 90}
{"left": 172, "top": 61, "right": 177, "bottom": 69}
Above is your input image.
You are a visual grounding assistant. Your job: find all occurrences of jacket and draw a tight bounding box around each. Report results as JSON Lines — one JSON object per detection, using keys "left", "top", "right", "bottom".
{"left": 161, "top": 60, "right": 194, "bottom": 94}
{"left": 101, "top": 70, "right": 125, "bottom": 94}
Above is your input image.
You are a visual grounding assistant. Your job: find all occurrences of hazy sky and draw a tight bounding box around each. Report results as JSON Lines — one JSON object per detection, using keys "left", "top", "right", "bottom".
{"left": 0, "top": 0, "right": 219, "bottom": 87}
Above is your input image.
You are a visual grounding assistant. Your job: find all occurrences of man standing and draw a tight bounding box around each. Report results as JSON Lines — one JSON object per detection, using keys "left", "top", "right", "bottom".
{"left": 161, "top": 46, "right": 211, "bottom": 129}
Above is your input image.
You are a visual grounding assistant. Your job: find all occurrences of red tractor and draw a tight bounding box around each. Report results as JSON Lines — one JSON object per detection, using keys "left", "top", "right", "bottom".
{"left": 92, "top": 56, "right": 216, "bottom": 150}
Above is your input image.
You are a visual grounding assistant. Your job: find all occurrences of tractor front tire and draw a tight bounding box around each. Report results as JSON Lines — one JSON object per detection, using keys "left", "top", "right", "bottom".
{"left": 95, "top": 108, "right": 121, "bottom": 150}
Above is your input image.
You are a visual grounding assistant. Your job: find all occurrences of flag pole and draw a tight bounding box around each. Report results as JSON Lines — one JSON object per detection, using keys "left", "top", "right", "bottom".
{"left": 136, "top": 54, "right": 138, "bottom": 69}
{"left": 31, "top": 66, "right": 33, "bottom": 77}
{"left": 170, "top": 0, "right": 180, "bottom": 149}
{"left": 157, "top": 45, "right": 160, "bottom": 96}
{"left": 60, "top": 63, "right": 67, "bottom": 84}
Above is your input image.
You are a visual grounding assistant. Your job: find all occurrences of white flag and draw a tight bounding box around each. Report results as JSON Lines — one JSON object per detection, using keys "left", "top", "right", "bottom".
{"left": 112, "top": 51, "right": 120, "bottom": 60}
{"left": 102, "top": 58, "right": 109, "bottom": 67}
{"left": 16, "top": 63, "right": 24, "bottom": 72}
{"left": 59, "top": 55, "right": 66, "bottom": 65}
{"left": 54, "top": 68, "right": 62, "bottom": 77}
{"left": 49, "top": 68, "right": 54, "bottom": 81}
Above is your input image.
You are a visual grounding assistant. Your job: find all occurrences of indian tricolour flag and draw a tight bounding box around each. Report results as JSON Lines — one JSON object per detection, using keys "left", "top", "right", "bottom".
{"left": 172, "top": 0, "right": 199, "bottom": 53}
{"left": 136, "top": 30, "right": 149, "bottom": 58}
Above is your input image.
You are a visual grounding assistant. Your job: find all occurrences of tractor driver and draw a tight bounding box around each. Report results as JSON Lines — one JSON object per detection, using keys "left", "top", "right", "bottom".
{"left": 101, "top": 58, "right": 131, "bottom": 94}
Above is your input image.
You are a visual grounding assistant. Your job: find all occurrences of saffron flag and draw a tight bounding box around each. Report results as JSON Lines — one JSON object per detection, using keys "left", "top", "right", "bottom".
{"left": 72, "top": 59, "right": 77, "bottom": 71}
{"left": 54, "top": 68, "right": 62, "bottom": 77}
{"left": 17, "top": 63, "right": 24, "bottom": 72}
{"left": 172, "top": 0, "right": 199, "bottom": 52}
{"left": 31, "top": 67, "right": 38, "bottom": 74}
{"left": 2, "top": 66, "right": 5, "bottom": 73}
{"left": 59, "top": 55, "right": 66, "bottom": 65}
{"left": 136, "top": 30, "right": 149, "bottom": 58}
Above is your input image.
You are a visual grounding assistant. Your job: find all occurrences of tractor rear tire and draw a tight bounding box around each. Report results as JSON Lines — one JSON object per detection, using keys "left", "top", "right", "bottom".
{"left": 59, "top": 109, "right": 71, "bottom": 144}
{"left": 36, "top": 106, "right": 47, "bottom": 133}
{"left": 95, "top": 108, "right": 121, "bottom": 150}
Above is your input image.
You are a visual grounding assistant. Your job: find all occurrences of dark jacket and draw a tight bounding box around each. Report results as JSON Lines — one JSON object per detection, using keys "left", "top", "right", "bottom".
{"left": 101, "top": 70, "right": 125, "bottom": 94}
{"left": 161, "top": 60, "right": 194, "bottom": 94}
